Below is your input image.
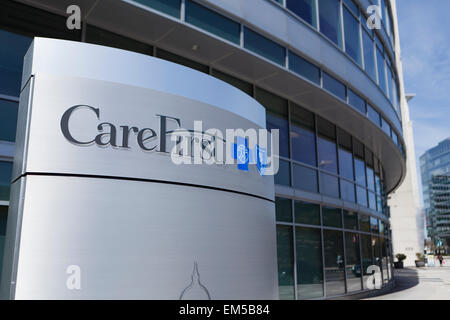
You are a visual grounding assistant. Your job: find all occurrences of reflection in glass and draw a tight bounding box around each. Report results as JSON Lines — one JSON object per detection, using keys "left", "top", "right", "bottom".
{"left": 354, "top": 158, "right": 366, "bottom": 186}
{"left": 296, "top": 227, "right": 324, "bottom": 299}
{"left": 370, "top": 217, "right": 379, "bottom": 234}
{"left": 293, "top": 164, "right": 318, "bottom": 193}
{"left": 318, "top": 137, "right": 338, "bottom": 173}
{"left": 244, "top": 27, "right": 286, "bottom": 66}
{"left": 343, "top": 6, "right": 362, "bottom": 66}
{"left": 0, "top": 99, "right": 18, "bottom": 142}
{"left": 340, "top": 180, "right": 355, "bottom": 203}
{"left": 319, "top": 0, "right": 343, "bottom": 48}
{"left": 356, "top": 186, "right": 367, "bottom": 207}
{"left": 359, "top": 214, "right": 370, "bottom": 232}
{"left": 376, "top": 48, "right": 387, "bottom": 95}
{"left": 0, "top": 161, "right": 13, "bottom": 201}
{"left": 295, "top": 201, "right": 320, "bottom": 225}
{"left": 345, "top": 233, "right": 362, "bottom": 292}
{"left": 362, "top": 29, "right": 377, "bottom": 82}
{"left": 324, "top": 230, "right": 345, "bottom": 296}
{"left": 275, "top": 197, "right": 292, "bottom": 222}
{"left": 343, "top": 210, "right": 358, "bottom": 230}
{"left": 276, "top": 226, "right": 295, "bottom": 300}
{"left": 287, "top": 0, "right": 317, "bottom": 27}
{"left": 338, "top": 148, "right": 354, "bottom": 180}
{"left": 380, "top": 237, "right": 389, "bottom": 283}
{"left": 291, "top": 124, "right": 316, "bottom": 166}
{"left": 361, "top": 234, "right": 373, "bottom": 289}
{"left": 275, "top": 160, "right": 291, "bottom": 186}
{"left": 323, "top": 72, "right": 346, "bottom": 100}
{"left": 322, "top": 207, "right": 342, "bottom": 228}
{"left": 267, "top": 112, "right": 290, "bottom": 158}
{"left": 368, "top": 192, "right": 376, "bottom": 210}
{"left": 366, "top": 167, "right": 375, "bottom": 191}
{"left": 320, "top": 173, "right": 339, "bottom": 198}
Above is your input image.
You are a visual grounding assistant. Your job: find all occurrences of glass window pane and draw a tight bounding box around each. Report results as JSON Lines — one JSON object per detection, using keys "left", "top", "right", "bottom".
{"left": 276, "top": 197, "right": 292, "bottom": 222}
{"left": 295, "top": 201, "right": 320, "bottom": 225}
{"left": 343, "top": 6, "right": 362, "bottom": 66}
{"left": 343, "top": 0, "right": 359, "bottom": 16}
{"left": 211, "top": 69, "right": 253, "bottom": 96}
{"left": 296, "top": 227, "right": 324, "bottom": 299}
{"left": 275, "top": 160, "right": 291, "bottom": 186}
{"left": 375, "top": 175, "right": 382, "bottom": 195}
{"left": 361, "top": 234, "right": 373, "bottom": 289}
{"left": 0, "top": 161, "right": 13, "bottom": 201}
{"left": 276, "top": 226, "right": 295, "bottom": 300}
{"left": 320, "top": 173, "right": 339, "bottom": 198}
{"left": 288, "top": 51, "right": 320, "bottom": 85}
{"left": 156, "top": 48, "right": 209, "bottom": 73}
{"left": 354, "top": 158, "right": 366, "bottom": 186}
{"left": 0, "top": 99, "right": 18, "bottom": 142}
{"left": 322, "top": 207, "right": 342, "bottom": 228}
{"left": 368, "top": 192, "right": 376, "bottom": 210}
{"left": 356, "top": 186, "right": 367, "bottom": 206}
{"left": 291, "top": 105, "right": 316, "bottom": 165}
{"left": 380, "top": 237, "right": 389, "bottom": 283}
{"left": 344, "top": 210, "right": 358, "bottom": 230}
{"left": 293, "top": 164, "right": 318, "bottom": 193}
{"left": 244, "top": 27, "right": 285, "bottom": 66}
{"left": 86, "top": 26, "right": 153, "bottom": 56}
{"left": 370, "top": 217, "right": 379, "bottom": 233}
{"left": 372, "top": 236, "right": 382, "bottom": 269}
{"left": 135, "top": 0, "right": 180, "bottom": 18}
{"left": 287, "top": 0, "right": 317, "bottom": 27}
{"left": 318, "top": 137, "right": 338, "bottom": 174}
{"left": 362, "top": 29, "right": 377, "bottom": 82}
{"left": 0, "top": 29, "right": 32, "bottom": 96}
{"left": 348, "top": 89, "right": 366, "bottom": 114}
{"left": 324, "top": 230, "right": 345, "bottom": 296}
{"left": 319, "top": 0, "right": 343, "bottom": 48}
{"left": 339, "top": 148, "right": 354, "bottom": 180}
{"left": 256, "top": 88, "right": 290, "bottom": 158}
{"left": 337, "top": 128, "right": 352, "bottom": 151}
{"left": 367, "top": 104, "right": 381, "bottom": 126}
{"left": 185, "top": 0, "right": 240, "bottom": 44}
{"left": 340, "top": 180, "right": 355, "bottom": 202}
{"left": 381, "top": 118, "right": 391, "bottom": 137}
{"left": 323, "top": 72, "right": 346, "bottom": 101}
{"left": 386, "top": 65, "right": 393, "bottom": 102}
{"left": 0, "top": 206, "right": 7, "bottom": 279}
{"left": 345, "top": 232, "right": 362, "bottom": 292}
{"left": 366, "top": 167, "right": 375, "bottom": 191}
{"left": 376, "top": 48, "right": 387, "bottom": 95}
{"left": 359, "top": 214, "right": 370, "bottom": 232}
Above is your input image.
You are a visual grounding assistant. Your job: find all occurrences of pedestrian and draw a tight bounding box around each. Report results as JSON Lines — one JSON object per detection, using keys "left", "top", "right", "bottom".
{"left": 438, "top": 254, "right": 444, "bottom": 267}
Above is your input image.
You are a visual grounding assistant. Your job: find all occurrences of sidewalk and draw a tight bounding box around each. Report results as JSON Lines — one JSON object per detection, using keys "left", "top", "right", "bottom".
{"left": 365, "top": 265, "right": 450, "bottom": 300}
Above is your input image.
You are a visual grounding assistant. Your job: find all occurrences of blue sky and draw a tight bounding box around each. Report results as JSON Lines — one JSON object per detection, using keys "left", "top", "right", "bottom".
{"left": 396, "top": 0, "right": 450, "bottom": 200}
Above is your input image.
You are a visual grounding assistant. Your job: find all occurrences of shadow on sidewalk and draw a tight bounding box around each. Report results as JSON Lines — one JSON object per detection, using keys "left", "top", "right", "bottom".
{"left": 389, "top": 267, "right": 420, "bottom": 294}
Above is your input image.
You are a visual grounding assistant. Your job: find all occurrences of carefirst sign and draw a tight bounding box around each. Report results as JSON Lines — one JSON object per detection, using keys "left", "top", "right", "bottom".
{"left": 60, "top": 105, "right": 279, "bottom": 176}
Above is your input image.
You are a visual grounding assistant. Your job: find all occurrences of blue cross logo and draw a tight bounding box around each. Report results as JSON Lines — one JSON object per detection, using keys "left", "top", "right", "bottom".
{"left": 232, "top": 137, "right": 267, "bottom": 175}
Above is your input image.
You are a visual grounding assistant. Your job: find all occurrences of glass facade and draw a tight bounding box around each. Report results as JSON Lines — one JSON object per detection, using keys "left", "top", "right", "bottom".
{"left": 0, "top": 0, "right": 397, "bottom": 299}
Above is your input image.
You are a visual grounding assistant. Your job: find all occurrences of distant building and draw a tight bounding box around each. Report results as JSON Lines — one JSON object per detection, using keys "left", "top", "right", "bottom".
{"left": 420, "top": 138, "right": 450, "bottom": 253}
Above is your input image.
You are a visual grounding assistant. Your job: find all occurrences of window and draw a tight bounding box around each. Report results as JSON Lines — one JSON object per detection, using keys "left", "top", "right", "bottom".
{"left": 338, "top": 148, "right": 354, "bottom": 180}
{"left": 386, "top": 65, "right": 393, "bottom": 101}
{"left": 343, "top": 0, "right": 359, "bottom": 16}
{"left": 340, "top": 180, "right": 355, "bottom": 202}
{"left": 319, "top": 0, "right": 343, "bottom": 48}
{"left": 296, "top": 227, "right": 324, "bottom": 299}
{"left": 286, "top": 0, "right": 317, "bottom": 27}
{"left": 366, "top": 167, "right": 375, "bottom": 191}
{"left": 368, "top": 192, "right": 376, "bottom": 210}
{"left": 392, "top": 131, "right": 398, "bottom": 146}
{"left": 0, "top": 29, "right": 32, "bottom": 96}
{"left": 362, "top": 29, "right": 377, "bottom": 82}
{"left": 345, "top": 232, "right": 362, "bottom": 292}
{"left": 324, "top": 230, "right": 345, "bottom": 296}
{"left": 317, "top": 117, "right": 337, "bottom": 174}
{"left": 323, "top": 207, "right": 342, "bottom": 228}
{"left": 294, "top": 201, "right": 320, "bottom": 225}
{"left": 288, "top": 52, "right": 320, "bottom": 85}
{"left": 244, "top": 27, "right": 285, "bottom": 66}
{"left": 185, "top": 0, "right": 240, "bottom": 44}
{"left": 135, "top": 0, "right": 181, "bottom": 18}
{"left": 354, "top": 158, "right": 366, "bottom": 186}
{"left": 293, "top": 164, "right": 318, "bottom": 193}
{"left": 211, "top": 69, "right": 253, "bottom": 96}
{"left": 0, "top": 99, "right": 18, "bottom": 142}
{"left": 320, "top": 173, "right": 339, "bottom": 198}
{"left": 256, "top": 88, "right": 289, "bottom": 158}
{"left": 343, "top": 210, "right": 358, "bottom": 230}
{"left": 0, "top": 206, "right": 7, "bottom": 279}
{"left": 361, "top": 234, "right": 373, "bottom": 289}
{"left": 359, "top": 214, "right": 370, "bottom": 232}
{"left": 323, "top": 72, "right": 346, "bottom": 101}
{"left": 343, "top": 6, "right": 362, "bottom": 66}
{"left": 0, "top": 161, "right": 13, "bottom": 201}
{"left": 356, "top": 186, "right": 367, "bottom": 206}
{"left": 276, "top": 226, "right": 295, "bottom": 300}
{"left": 381, "top": 118, "right": 391, "bottom": 137}
{"left": 348, "top": 89, "right": 366, "bottom": 114}
{"left": 275, "top": 160, "right": 291, "bottom": 186}
{"left": 367, "top": 104, "right": 381, "bottom": 126}
{"left": 290, "top": 104, "right": 316, "bottom": 165}
{"left": 276, "top": 197, "right": 292, "bottom": 222}
{"left": 376, "top": 48, "right": 387, "bottom": 95}
{"left": 156, "top": 48, "right": 209, "bottom": 73}
{"left": 370, "top": 217, "right": 379, "bottom": 233}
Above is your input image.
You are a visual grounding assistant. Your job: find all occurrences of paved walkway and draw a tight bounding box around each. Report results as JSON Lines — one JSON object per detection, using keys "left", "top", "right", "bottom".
{"left": 366, "top": 264, "right": 450, "bottom": 300}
